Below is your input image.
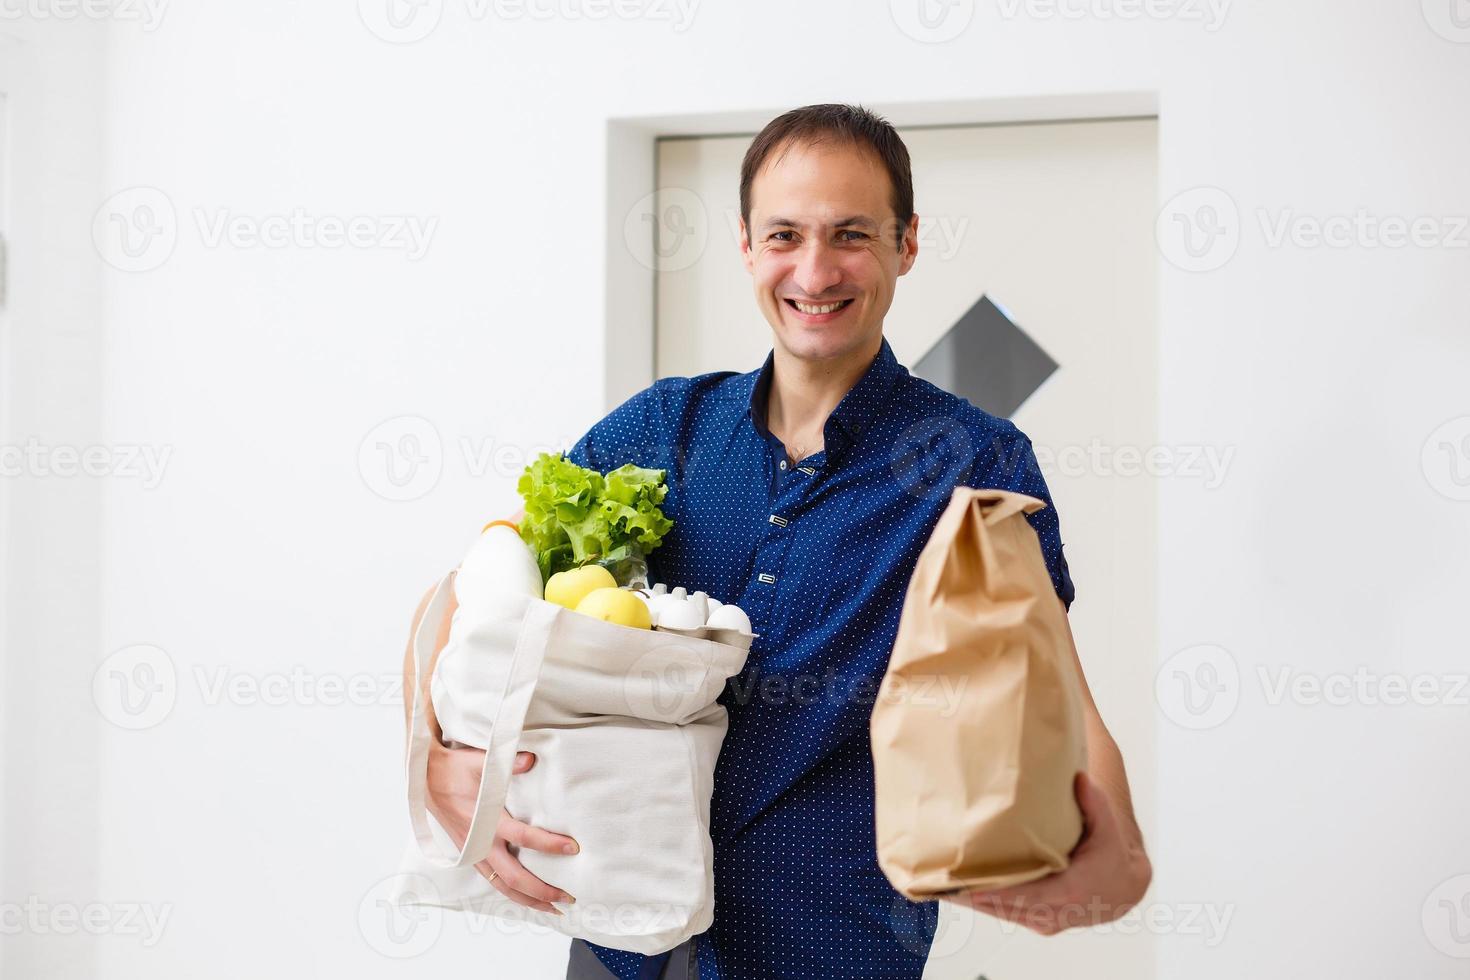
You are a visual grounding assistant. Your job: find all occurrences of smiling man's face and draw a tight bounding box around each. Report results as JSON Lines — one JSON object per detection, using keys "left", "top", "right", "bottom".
{"left": 740, "top": 138, "right": 919, "bottom": 364}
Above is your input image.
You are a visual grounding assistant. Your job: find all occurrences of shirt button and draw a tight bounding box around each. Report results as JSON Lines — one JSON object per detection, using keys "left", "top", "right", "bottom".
{"left": 779, "top": 459, "right": 787, "bottom": 470}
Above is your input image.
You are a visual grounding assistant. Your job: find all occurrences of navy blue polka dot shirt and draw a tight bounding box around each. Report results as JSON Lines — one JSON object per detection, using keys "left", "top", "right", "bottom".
{"left": 567, "top": 336, "right": 1075, "bottom": 979}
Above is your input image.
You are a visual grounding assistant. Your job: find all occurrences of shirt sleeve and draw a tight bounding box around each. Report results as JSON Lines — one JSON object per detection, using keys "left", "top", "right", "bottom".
{"left": 966, "top": 423, "right": 1076, "bottom": 611}
{"left": 564, "top": 383, "right": 677, "bottom": 475}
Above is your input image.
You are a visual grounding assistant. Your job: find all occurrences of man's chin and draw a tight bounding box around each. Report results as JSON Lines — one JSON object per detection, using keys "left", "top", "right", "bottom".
{"left": 773, "top": 320, "right": 875, "bottom": 363}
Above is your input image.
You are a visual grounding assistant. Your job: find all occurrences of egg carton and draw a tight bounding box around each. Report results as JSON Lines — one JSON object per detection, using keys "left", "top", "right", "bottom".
{"left": 638, "top": 584, "right": 758, "bottom": 652}
{"left": 651, "top": 623, "right": 759, "bottom": 652}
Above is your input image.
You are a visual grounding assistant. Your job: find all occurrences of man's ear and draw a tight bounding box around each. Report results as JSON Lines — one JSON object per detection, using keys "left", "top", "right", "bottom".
{"left": 898, "top": 212, "right": 920, "bottom": 277}
{"left": 739, "top": 217, "right": 754, "bottom": 275}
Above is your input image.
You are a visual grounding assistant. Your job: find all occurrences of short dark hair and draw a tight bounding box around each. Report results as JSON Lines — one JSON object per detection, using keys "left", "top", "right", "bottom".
{"left": 739, "top": 103, "right": 914, "bottom": 250}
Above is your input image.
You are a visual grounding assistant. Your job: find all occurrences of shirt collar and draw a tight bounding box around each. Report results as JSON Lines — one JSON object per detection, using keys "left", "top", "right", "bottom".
{"left": 745, "top": 336, "right": 905, "bottom": 445}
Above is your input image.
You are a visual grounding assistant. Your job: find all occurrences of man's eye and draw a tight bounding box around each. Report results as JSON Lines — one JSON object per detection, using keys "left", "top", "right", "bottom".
{"left": 770, "top": 231, "right": 795, "bottom": 242}
{"left": 838, "top": 230, "right": 869, "bottom": 242}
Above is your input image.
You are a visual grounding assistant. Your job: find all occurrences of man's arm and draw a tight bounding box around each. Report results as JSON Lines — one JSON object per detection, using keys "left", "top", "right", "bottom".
{"left": 947, "top": 608, "right": 1153, "bottom": 933}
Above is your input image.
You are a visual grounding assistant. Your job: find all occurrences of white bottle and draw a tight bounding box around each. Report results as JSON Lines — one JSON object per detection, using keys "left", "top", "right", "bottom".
{"left": 454, "top": 520, "right": 543, "bottom": 613}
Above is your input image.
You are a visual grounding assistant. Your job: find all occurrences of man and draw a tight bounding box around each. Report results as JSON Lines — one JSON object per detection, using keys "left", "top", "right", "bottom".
{"left": 406, "top": 103, "right": 1151, "bottom": 979}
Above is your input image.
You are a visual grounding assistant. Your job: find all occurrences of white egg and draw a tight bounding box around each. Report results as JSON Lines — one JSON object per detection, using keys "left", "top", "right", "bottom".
{"left": 706, "top": 603, "right": 752, "bottom": 635}
{"left": 645, "top": 593, "right": 677, "bottom": 626}
{"left": 706, "top": 596, "right": 724, "bottom": 612}
{"left": 657, "top": 599, "right": 707, "bottom": 630}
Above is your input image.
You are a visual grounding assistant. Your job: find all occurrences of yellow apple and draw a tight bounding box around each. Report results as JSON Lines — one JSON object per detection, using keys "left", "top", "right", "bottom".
{"left": 574, "top": 587, "right": 653, "bottom": 630}
{"left": 544, "top": 564, "right": 617, "bottom": 610}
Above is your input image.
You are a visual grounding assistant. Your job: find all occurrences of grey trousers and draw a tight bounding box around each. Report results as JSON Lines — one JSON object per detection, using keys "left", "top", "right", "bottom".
{"left": 564, "top": 938, "right": 698, "bottom": 979}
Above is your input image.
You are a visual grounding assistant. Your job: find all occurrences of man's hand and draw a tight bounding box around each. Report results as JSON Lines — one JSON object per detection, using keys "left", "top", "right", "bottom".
{"left": 404, "top": 515, "right": 577, "bottom": 919}
{"left": 945, "top": 771, "right": 1152, "bottom": 934}
{"left": 426, "top": 741, "right": 579, "bottom": 915}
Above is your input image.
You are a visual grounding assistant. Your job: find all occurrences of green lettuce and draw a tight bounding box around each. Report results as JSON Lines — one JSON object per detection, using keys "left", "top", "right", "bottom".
{"left": 516, "top": 452, "right": 674, "bottom": 583}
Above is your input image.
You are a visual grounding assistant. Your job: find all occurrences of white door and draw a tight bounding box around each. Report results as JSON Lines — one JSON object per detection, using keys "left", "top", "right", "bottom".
{"left": 654, "top": 117, "right": 1159, "bottom": 980}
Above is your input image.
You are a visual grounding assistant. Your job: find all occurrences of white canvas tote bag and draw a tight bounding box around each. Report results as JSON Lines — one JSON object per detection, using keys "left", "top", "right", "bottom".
{"left": 395, "top": 567, "right": 750, "bottom": 955}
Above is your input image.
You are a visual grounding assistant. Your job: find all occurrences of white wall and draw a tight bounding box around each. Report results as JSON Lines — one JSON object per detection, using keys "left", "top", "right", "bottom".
{"left": 0, "top": 17, "right": 106, "bottom": 980}
{"left": 4, "top": 0, "right": 1467, "bottom": 977}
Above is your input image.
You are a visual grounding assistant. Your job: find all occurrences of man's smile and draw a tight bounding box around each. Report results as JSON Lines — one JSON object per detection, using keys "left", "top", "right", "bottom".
{"left": 784, "top": 297, "right": 856, "bottom": 320}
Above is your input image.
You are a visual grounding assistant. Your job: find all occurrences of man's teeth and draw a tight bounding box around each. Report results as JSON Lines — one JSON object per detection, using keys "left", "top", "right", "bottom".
{"left": 792, "top": 299, "right": 849, "bottom": 315}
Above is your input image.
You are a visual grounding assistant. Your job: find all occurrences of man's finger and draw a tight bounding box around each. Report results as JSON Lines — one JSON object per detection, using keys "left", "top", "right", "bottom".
{"left": 485, "top": 864, "right": 562, "bottom": 915}
{"left": 497, "top": 813, "right": 579, "bottom": 855}
{"left": 490, "top": 842, "right": 575, "bottom": 905}
{"left": 512, "top": 751, "right": 536, "bottom": 774}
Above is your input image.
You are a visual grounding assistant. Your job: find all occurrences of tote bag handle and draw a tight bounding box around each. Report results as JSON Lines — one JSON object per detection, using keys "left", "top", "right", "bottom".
{"left": 404, "top": 570, "right": 557, "bottom": 869}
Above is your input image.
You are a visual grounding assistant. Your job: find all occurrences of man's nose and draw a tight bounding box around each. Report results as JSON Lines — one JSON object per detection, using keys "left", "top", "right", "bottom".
{"left": 792, "top": 242, "right": 843, "bottom": 297}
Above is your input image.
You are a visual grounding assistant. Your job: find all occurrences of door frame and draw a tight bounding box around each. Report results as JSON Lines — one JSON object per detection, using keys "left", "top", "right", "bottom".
{"left": 601, "top": 90, "right": 1158, "bottom": 410}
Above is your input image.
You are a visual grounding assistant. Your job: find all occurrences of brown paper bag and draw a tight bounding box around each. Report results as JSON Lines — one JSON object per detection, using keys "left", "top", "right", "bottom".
{"left": 871, "top": 487, "right": 1087, "bottom": 901}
